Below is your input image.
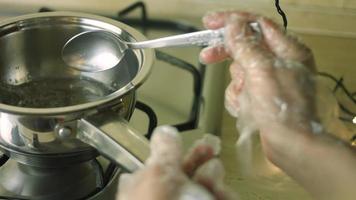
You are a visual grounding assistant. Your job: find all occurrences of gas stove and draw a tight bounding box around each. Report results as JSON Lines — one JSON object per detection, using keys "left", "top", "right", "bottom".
{"left": 0, "top": 2, "right": 227, "bottom": 199}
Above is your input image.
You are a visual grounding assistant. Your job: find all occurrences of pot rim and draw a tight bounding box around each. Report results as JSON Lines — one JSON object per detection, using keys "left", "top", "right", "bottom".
{"left": 0, "top": 11, "right": 154, "bottom": 116}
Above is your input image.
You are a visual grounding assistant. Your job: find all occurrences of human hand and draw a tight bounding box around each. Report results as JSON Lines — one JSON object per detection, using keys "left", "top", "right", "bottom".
{"left": 200, "top": 10, "right": 317, "bottom": 132}
{"left": 200, "top": 11, "right": 319, "bottom": 162}
{"left": 200, "top": 11, "right": 356, "bottom": 200}
{"left": 116, "top": 126, "right": 235, "bottom": 200}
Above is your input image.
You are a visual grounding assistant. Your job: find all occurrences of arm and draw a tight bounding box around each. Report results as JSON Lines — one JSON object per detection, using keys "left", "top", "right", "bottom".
{"left": 261, "top": 126, "right": 356, "bottom": 200}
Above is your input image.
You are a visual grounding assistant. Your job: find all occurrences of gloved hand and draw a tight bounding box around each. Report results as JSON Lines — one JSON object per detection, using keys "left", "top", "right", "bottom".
{"left": 199, "top": 11, "right": 318, "bottom": 161}
{"left": 200, "top": 11, "right": 356, "bottom": 200}
{"left": 116, "top": 126, "right": 235, "bottom": 200}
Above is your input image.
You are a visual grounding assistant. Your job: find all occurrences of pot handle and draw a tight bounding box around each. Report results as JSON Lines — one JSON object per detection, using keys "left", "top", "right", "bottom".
{"left": 76, "top": 111, "right": 150, "bottom": 172}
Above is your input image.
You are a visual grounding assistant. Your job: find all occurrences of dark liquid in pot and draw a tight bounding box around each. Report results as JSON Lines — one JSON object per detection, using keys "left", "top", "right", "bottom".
{"left": 0, "top": 77, "right": 116, "bottom": 108}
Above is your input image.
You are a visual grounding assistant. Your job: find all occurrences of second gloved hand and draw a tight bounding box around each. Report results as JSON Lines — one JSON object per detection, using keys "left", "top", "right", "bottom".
{"left": 116, "top": 126, "right": 235, "bottom": 200}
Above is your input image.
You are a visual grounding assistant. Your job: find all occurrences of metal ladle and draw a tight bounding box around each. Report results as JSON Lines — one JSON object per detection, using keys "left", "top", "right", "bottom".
{"left": 61, "top": 28, "right": 224, "bottom": 72}
{"left": 62, "top": 23, "right": 260, "bottom": 72}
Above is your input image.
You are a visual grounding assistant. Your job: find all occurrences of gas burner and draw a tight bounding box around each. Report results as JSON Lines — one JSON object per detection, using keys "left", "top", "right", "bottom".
{"left": 0, "top": 157, "right": 120, "bottom": 200}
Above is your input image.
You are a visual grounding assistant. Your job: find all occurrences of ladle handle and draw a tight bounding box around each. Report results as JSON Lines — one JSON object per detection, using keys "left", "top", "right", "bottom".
{"left": 76, "top": 111, "right": 149, "bottom": 172}
{"left": 127, "top": 22, "right": 260, "bottom": 49}
{"left": 127, "top": 28, "right": 225, "bottom": 49}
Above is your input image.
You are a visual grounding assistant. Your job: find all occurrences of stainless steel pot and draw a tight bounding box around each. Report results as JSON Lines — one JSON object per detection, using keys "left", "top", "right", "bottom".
{"left": 0, "top": 12, "right": 154, "bottom": 171}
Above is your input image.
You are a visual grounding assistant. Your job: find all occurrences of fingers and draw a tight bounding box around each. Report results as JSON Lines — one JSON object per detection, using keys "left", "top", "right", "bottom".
{"left": 224, "top": 15, "right": 275, "bottom": 69}
{"left": 199, "top": 45, "right": 229, "bottom": 64}
{"left": 183, "top": 145, "right": 214, "bottom": 177}
{"left": 147, "top": 126, "right": 182, "bottom": 166}
{"left": 118, "top": 126, "right": 186, "bottom": 200}
{"left": 202, "top": 11, "right": 233, "bottom": 29}
{"left": 193, "top": 134, "right": 222, "bottom": 155}
{"left": 181, "top": 136, "right": 234, "bottom": 200}
{"left": 201, "top": 11, "right": 314, "bottom": 69}
{"left": 258, "top": 17, "right": 315, "bottom": 68}
{"left": 225, "top": 82, "right": 241, "bottom": 118}
{"left": 200, "top": 11, "right": 259, "bottom": 64}
{"left": 193, "top": 159, "right": 236, "bottom": 200}
{"left": 183, "top": 134, "right": 221, "bottom": 177}
{"left": 194, "top": 158, "right": 225, "bottom": 184}
{"left": 225, "top": 62, "right": 245, "bottom": 117}
{"left": 223, "top": 16, "right": 282, "bottom": 116}
{"left": 218, "top": 11, "right": 316, "bottom": 128}
{"left": 202, "top": 11, "right": 255, "bottom": 29}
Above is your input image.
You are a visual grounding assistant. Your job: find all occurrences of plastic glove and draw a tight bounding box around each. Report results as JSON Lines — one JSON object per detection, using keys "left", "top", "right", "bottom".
{"left": 116, "top": 126, "right": 235, "bottom": 200}
{"left": 200, "top": 11, "right": 318, "bottom": 158}
{"left": 200, "top": 11, "right": 356, "bottom": 200}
